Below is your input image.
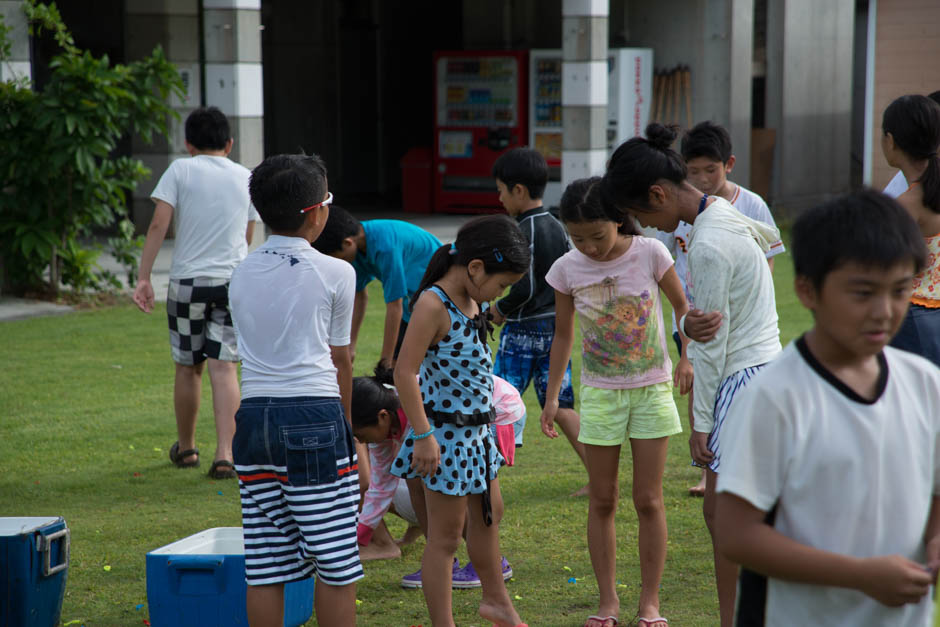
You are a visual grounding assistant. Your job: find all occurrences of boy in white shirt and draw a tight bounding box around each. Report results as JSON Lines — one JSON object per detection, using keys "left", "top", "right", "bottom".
{"left": 715, "top": 190, "right": 940, "bottom": 626}
{"left": 229, "top": 154, "right": 361, "bottom": 627}
{"left": 133, "top": 106, "right": 258, "bottom": 479}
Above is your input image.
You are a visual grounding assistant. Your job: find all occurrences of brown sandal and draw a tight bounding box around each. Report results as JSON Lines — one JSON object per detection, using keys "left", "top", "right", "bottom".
{"left": 208, "top": 459, "right": 237, "bottom": 480}
{"left": 169, "top": 441, "right": 199, "bottom": 468}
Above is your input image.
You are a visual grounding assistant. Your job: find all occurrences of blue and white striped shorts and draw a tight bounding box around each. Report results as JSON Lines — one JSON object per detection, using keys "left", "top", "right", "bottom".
{"left": 705, "top": 364, "right": 767, "bottom": 473}
{"left": 233, "top": 396, "right": 364, "bottom": 587}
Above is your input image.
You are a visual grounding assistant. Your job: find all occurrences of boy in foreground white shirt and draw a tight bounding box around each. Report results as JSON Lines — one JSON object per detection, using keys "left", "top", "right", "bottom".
{"left": 716, "top": 190, "right": 940, "bottom": 626}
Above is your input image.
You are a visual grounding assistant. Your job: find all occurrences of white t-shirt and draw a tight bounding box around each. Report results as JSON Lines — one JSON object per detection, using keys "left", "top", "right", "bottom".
{"left": 656, "top": 184, "right": 784, "bottom": 333}
{"left": 151, "top": 155, "right": 259, "bottom": 280}
{"left": 718, "top": 339, "right": 940, "bottom": 627}
{"left": 883, "top": 170, "right": 908, "bottom": 199}
{"left": 230, "top": 235, "right": 355, "bottom": 399}
{"left": 545, "top": 237, "right": 675, "bottom": 389}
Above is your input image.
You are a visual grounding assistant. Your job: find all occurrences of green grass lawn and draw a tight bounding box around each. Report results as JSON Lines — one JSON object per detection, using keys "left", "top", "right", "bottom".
{"left": 0, "top": 247, "right": 820, "bottom": 626}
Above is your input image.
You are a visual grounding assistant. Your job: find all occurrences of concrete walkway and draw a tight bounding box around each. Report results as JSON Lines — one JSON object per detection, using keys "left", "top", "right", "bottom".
{"left": 0, "top": 211, "right": 474, "bottom": 322}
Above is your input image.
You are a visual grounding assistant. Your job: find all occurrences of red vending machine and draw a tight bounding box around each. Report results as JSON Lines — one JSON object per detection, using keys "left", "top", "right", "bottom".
{"left": 432, "top": 50, "right": 528, "bottom": 213}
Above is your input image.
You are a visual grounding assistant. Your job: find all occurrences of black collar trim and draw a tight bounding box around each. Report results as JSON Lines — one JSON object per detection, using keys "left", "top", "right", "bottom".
{"left": 795, "top": 335, "right": 888, "bottom": 405}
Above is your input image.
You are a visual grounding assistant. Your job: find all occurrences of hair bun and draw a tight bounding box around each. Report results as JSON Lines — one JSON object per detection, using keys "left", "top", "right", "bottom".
{"left": 645, "top": 123, "right": 678, "bottom": 151}
{"left": 373, "top": 360, "right": 395, "bottom": 385}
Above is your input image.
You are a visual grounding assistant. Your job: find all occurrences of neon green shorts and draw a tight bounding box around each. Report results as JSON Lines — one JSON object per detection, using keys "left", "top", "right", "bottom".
{"left": 578, "top": 382, "right": 682, "bottom": 445}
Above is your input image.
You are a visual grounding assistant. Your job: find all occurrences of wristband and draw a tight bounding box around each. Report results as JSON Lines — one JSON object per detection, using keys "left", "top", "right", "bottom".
{"left": 678, "top": 312, "right": 689, "bottom": 337}
{"left": 412, "top": 427, "right": 435, "bottom": 440}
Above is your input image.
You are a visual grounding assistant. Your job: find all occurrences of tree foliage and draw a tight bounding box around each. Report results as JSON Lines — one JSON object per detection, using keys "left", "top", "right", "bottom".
{"left": 0, "top": 0, "right": 184, "bottom": 296}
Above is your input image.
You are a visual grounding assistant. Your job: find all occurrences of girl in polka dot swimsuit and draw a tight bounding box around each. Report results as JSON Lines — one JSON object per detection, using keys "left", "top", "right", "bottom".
{"left": 391, "top": 215, "right": 531, "bottom": 627}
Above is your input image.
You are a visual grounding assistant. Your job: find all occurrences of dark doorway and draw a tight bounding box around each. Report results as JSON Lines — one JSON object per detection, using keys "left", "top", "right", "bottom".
{"left": 261, "top": 0, "right": 462, "bottom": 209}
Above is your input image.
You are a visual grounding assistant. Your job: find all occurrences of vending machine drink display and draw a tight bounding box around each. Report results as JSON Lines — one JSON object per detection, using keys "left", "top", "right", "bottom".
{"left": 607, "top": 48, "right": 654, "bottom": 150}
{"left": 433, "top": 50, "right": 528, "bottom": 213}
{"left": 529, "top": 49, "right": 563, "bottom": 208}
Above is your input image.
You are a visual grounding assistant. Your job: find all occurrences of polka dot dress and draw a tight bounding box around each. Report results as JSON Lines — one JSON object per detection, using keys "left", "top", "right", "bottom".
{"left": 391, "top": 286, "right": 504, "bottom": 495}
{"left": 392, "top": 422, "right": 504, "bottom": 495}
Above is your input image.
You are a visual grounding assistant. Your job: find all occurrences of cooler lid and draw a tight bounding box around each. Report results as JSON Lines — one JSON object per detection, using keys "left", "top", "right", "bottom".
{"left": 0, "top": 516, "right": 63, "bottom": 536}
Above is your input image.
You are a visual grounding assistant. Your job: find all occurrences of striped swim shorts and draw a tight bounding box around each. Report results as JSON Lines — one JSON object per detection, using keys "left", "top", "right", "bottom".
{"left": 233, "top": 396, "right": 363, "bottom": 587}
{"left": 698, "top": 364, "right": 768, "bottom": 473}
{"left": 166, "top": 277, "right": 238, "bottom": 366}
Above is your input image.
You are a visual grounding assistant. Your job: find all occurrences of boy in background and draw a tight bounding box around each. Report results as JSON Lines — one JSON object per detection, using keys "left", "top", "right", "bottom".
{"left": 658, "top": 121, "right": 785, "bottom": 497}
{"left": 491, "top": 147, "right": 587, "bottom": 491}
{"left": 230, "top": 154, "right": 361, "bottom": 627}
{"left": 133, "top": 106, "right": 258, "bottom": 479}
{"left": 715, "top": 190, "right": 940, "bottom": 626}
{"left": 312, "top": 207, "right": 441, "bottom": 365}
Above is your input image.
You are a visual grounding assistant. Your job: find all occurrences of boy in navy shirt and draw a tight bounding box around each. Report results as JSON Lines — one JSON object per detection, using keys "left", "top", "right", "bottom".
{"left": 491, "top": 148, "right": 586, "bottom": 490}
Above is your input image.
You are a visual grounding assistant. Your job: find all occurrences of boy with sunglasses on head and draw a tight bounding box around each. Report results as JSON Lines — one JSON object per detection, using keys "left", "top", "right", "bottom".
{"left": 715, "top": 190, "right": 940, "bottom": 626}
{"left": 230, "top": 153, "right": 361, "bottom": 627}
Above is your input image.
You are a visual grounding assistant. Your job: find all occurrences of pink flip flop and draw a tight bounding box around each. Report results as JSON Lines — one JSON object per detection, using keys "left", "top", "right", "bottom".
{"left": 585, "top": 616, "right": 619, "bottom": 627}
{"left": 637, "top": 618, "right": 668, "bottom": 626}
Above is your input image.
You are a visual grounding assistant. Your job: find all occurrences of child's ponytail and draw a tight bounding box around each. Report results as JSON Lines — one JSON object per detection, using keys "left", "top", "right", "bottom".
{"left": 351, "top": 361, "right": 401, "bottom": 429}
{"left": 411, "top": 215, "right": 531, "bottom": 312}
{"left": 882, "top": 94, "right": 940, "bottom": 214}
{"left": 410, "top": 243, "right": 456, "bottom": 312}
{"left": 921, "top": 153, "right": 940, "bottom": 214}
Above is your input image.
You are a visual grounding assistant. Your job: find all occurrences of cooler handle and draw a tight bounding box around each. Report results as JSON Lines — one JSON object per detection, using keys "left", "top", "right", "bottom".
{"left": 168, "top": 556, "right": 225, "bottom": 571}
{"left": 39, "top": 527, "right": 70, "bottom": 577}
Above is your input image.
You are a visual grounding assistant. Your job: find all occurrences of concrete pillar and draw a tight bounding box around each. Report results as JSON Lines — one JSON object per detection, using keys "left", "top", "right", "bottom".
{"left": 0, "top": 1, "right": 31, "bottom": 82}
{"left": 125, "top": 0, "right": 202, "bottom": 232}
{"left": 720, "top": 0, "right": 753, "bottom": 187}
{"left": 561, "top": 0, "right": 609, "bottom": 187}
{"left": 766, "top": 0, "right": 854, "bottom": 213}
{"left": 203, "top": 0, "right": 264, "bottom": 169}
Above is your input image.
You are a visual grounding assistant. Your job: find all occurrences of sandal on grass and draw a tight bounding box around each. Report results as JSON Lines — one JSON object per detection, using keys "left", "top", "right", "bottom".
{"left": 585, "top": 616, "right": 618, "bottom": 627}
{"left": 208, "top": 459, "right": 237, "bottom": 480}
{"left": 169, "top": 441, "right": 199, "bottom": 468}
{"left": 637, "top": 618, "right": 668, "bottom": 626}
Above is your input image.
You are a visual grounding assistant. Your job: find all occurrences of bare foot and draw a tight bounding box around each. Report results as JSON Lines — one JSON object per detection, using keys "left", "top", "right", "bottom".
{"left": 479, "top": 600, "right": 522, "bottom": 627}
{"left": 688, "top": 473, "right": 706, "bottom": 497}
{"left": 359, "top": 540, "right": 402, "bottom": 562}
{"left": 569, "top": 484, "right": 589, "bottom": 497}
{"left": 396, "top": 525, "right": 423, "bottom": 547}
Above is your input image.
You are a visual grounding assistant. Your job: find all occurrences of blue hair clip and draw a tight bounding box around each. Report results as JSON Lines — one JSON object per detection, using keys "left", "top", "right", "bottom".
{"left": 493, "top": 247, "right": 504, "bottom": 262}
{"left": 449, "top": 243, "right": 458, "bottom": 256}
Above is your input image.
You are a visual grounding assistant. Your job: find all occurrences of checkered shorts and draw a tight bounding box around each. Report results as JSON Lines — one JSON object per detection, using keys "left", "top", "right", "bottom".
{"left": 166, "top": 278, "right": 238, "bottom": 365}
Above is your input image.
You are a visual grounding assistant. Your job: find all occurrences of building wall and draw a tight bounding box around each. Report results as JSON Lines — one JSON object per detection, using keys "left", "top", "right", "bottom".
{"left": 618, "top": 0, "right": 754, "bottom": 186}
{"left": 766, "top": 0, "right": 854, "bottom": 213}
{"left": 870, "top": 0, "right": 940, "bottom": 190}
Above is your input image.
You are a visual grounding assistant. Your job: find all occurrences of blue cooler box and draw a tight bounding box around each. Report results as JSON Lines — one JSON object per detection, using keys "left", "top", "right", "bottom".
{"left": 0, "top": 516, "right": 70, "bottom": 627}
{"left": 146, "top": 527, "right": 314, "bottom": 627}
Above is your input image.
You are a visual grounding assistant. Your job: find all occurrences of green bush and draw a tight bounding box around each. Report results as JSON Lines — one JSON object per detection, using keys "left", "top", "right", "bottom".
{"left": 0, "top": 0, "right": 183, "bottom": 296}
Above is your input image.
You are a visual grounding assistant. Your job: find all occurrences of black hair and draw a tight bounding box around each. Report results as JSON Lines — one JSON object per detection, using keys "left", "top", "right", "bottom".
{"left": 184, "top": 106, "right": 231, "bottom": 151}
{"left": 492, "top": 147, "right": 549, "bottom": 200}
{"left": 791, "top": 189, "right": 926, "bottom": 290}
{"left": 351, "top": 362, "right": 400, "bottom": 430}
{"left": 311, "top": 205, "right": 362, "bottom": 254}
{"left": 681, "top": 120, "right": 733, "bottom": 163}
{"left": 410, "top": 214, "right": 531, "bottom": 312}
{"left": 601, "top": 123, "right": 687, "bottom": 214}
{"left": 882, "top": 94, "right": 940, "bottom": 213}
{"left": 929, "top": 90, "right": 940, "bottom": 106}
{"left": 248, "top": 153, "right": 328, "bottom": 232}
{"left": 560, "top": 177, "right": 640, "bottom": 235}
